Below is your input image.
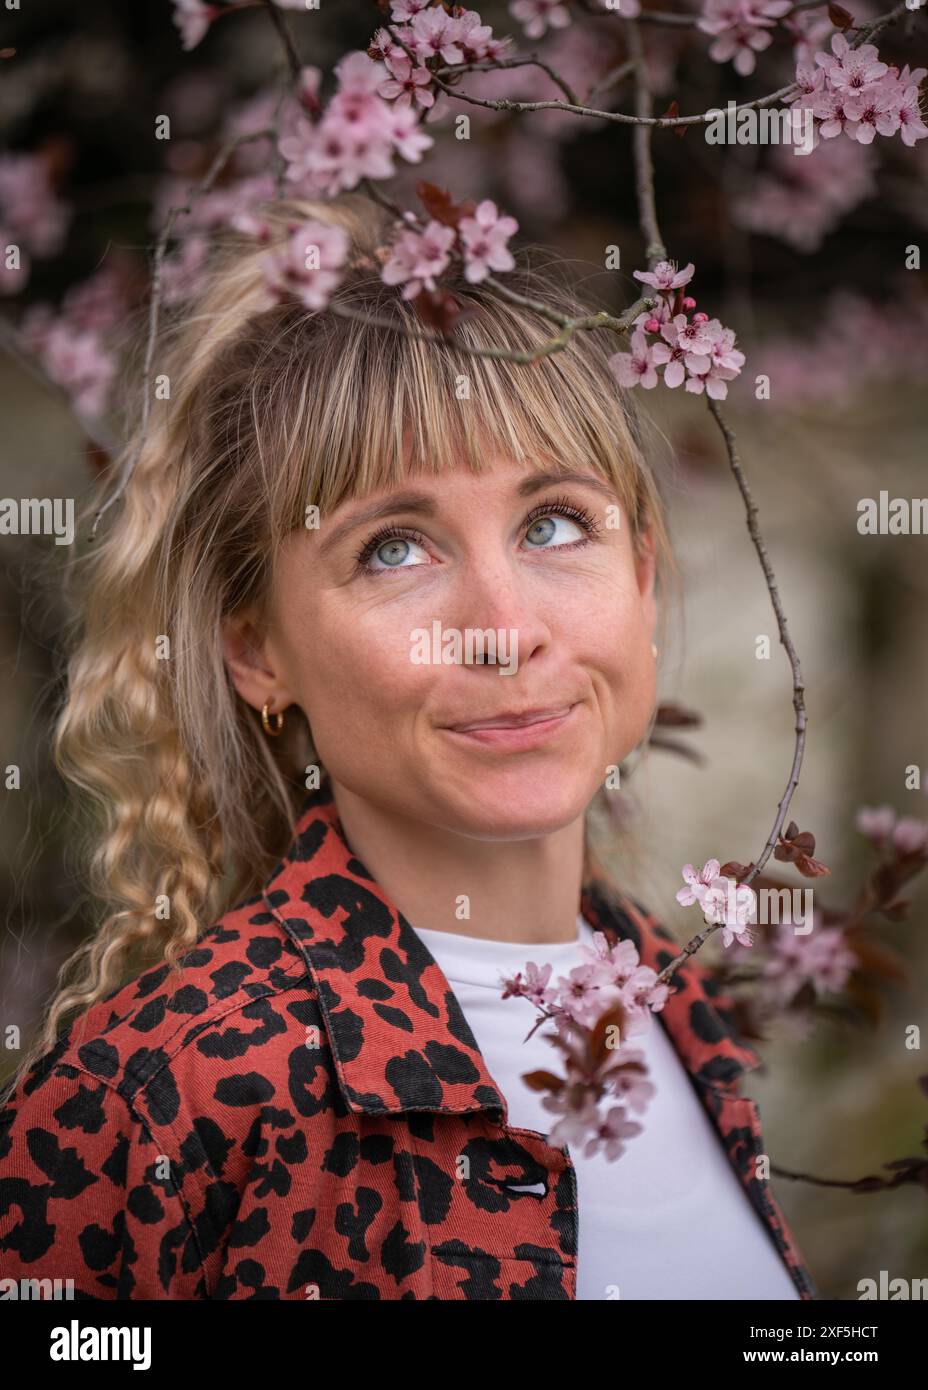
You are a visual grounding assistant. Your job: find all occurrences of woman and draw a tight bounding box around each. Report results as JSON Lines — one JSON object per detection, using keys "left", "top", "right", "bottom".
{"left": 0, "top": 194, "right": 816, "bottom": 1300}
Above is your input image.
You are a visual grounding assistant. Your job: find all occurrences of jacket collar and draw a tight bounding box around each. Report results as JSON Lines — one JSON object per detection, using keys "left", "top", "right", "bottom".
{"left": 262, "top": 784, "right": 762, "bottom": 1120}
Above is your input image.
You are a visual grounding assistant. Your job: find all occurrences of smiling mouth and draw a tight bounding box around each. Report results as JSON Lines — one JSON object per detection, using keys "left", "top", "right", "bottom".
{"left": 445, "top": 705, "right": 575, "bottom": 733}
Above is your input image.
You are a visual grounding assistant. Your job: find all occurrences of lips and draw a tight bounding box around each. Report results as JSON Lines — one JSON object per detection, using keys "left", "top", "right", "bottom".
{"left": 447, "top": 705, "right": 574, "bottom": 733}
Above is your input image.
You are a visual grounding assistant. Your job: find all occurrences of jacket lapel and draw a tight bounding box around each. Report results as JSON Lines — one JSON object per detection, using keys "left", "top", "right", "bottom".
{"left": 263, "top": 786, "right": 507, "bottom": 1118}
{"left": 263, "top": 786, "right": 762, "bottom": 1117}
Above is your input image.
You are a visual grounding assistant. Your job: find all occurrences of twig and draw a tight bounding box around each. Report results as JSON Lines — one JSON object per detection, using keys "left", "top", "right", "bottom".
{"left": 435, "top": 54, "right": 580, "bottom": 107}
{"left": 387, "top": 19, "right": 798, "bottom": 127}
{"left": 706, "top": 397, "right": 807, "bottom": 888}
{"left": 620, "top": 21, "right": 808, "bottom": 984}
{"left": 625, "top": 22, "right": 666, "bottom": 265}
{"left": 328, "top": 294, "right": 653, "bottom": 364}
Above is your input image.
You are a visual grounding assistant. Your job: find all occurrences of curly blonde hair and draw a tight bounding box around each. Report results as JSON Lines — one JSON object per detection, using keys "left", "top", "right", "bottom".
{"left": 7, "top": 191, "right": 677, "bottom": 1095}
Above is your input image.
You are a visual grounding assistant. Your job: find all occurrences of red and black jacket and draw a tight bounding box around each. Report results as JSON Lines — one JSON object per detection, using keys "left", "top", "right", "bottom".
{"left": 0, "top": 786, "right": 817, "bottom": 1299}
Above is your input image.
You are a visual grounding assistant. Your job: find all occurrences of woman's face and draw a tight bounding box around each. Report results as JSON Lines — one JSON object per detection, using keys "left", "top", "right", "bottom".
{"left": 224, "top": 455, "right": 658, "bottom": 839}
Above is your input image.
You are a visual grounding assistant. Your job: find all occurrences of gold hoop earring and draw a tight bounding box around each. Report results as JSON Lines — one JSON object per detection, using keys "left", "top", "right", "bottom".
{"left": 262, "top": 702, "right": 285, "bottom": 737}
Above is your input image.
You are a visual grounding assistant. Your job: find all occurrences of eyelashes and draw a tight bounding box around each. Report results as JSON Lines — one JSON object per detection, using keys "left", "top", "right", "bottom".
{"left": 523, "top": 494, "right": 602, "bottom": 541}
{"left": 353, "top": 523, "right": 429, "bottom": 572}
{"left": 353, "top": 494, "right": 604, "bottom": 576}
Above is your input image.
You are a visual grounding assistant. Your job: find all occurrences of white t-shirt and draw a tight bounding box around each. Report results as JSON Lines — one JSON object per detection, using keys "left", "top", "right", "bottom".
{"left": 412, "top": 913, "right": 801, "bottom": 1301}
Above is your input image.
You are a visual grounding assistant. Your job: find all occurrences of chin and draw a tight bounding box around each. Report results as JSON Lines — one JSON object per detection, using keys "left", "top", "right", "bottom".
{"left": 430, "top": 767, "right": 596, "bottom": 841}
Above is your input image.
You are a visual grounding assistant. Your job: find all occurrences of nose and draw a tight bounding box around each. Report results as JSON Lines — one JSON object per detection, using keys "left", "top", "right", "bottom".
{"left": 444, "top": 552, "right": 553, "bottom": 672}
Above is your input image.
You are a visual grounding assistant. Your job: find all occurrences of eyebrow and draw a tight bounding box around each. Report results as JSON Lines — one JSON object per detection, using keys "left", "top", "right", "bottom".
{"left": 317, "top": 469, "right": 620, "bottom": 556}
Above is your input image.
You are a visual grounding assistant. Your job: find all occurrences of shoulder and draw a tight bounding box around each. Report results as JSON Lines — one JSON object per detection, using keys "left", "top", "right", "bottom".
{"left": 0, "top": 891, "right": 330, "bottom": 1298}
{"left": 10, "top": 891, "right": 316, "bottom": 1110}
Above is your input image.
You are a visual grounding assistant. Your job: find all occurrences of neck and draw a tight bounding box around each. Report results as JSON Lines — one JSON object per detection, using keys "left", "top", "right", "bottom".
{"left": 329, "top": 780, "right": 587, "bottom": 945}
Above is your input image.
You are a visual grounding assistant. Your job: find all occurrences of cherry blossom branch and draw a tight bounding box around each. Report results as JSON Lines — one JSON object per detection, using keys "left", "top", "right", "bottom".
{"left": 89, "top": 127, "right": 272, "bottom": 540}
{"left": 625, "top": 23, "right": 666, "bottom": 265}
{"left": 328, "top": 294, "right": 654, "bottom": 363}
{"left": 434, "top": 55, "right": 580, "bottom": 106}
{"left": 850, "top": 0, "right": 914, "bottom": 48}
{"left": 706, "top": 397, "right": 808, "bottom": 891}
{"left": 618, "top": 18, "right": 809, "bottom": 982}
{"left": 385, "top": 17, "right": 799, "bottom": 127}
{"left": 600, "top": 0, "right": 831, "bottom": 22}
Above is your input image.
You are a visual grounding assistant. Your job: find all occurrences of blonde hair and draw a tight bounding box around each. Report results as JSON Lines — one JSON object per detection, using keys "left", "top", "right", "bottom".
{"left": 8, "top": 191, "right": 678, "bottom": 1093}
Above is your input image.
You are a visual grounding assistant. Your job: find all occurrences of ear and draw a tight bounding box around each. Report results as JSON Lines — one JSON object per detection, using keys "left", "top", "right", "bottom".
{"left": 221, "top": 611, "right": 297, "bottom": 716}
{"left": 634, "top": 523, "right": 658, "bottom": 633}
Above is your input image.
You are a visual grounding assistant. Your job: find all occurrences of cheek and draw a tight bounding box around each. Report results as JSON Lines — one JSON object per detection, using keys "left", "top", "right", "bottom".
{"left": 571, "top": 589, "right": 656, "bottom": 737}
{"left": 280, "top": 598, "right": 428, "bottom": 753}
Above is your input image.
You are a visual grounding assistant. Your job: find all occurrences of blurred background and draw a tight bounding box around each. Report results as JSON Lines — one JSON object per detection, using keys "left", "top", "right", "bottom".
{"left": 1, "top": 0, "right": 926, "bottom": 1297}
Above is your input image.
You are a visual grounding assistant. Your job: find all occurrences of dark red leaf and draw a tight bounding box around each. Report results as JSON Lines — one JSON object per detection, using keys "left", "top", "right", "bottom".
{"left": 521, "top": 1069, "right": 565, "bottom": 1093}
{"left": 828, "top": 2, "right": 854, "bottom": 28}
{"left": 415, "top": 180, "right": 476, "bottom": 228}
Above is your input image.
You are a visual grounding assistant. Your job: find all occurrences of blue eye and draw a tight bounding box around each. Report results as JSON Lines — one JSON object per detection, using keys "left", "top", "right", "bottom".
{"left": 522, "top": 497, "right": 600, "bottom": 550}
{"left": 524, "top": 512, "right": 587, "bottom": 548}
{"left": 356, "top": 528, "right": 430, "bottom": 573}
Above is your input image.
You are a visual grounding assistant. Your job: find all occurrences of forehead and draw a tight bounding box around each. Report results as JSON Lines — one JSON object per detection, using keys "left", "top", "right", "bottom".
{"left": 330, "top": 455, "right": 620, "bottom": 512}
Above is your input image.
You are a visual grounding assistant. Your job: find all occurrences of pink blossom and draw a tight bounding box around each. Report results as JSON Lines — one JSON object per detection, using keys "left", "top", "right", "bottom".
{"left": 811, "top": 85, "right": 855, "bottom": 140}
{"left": 378, "top": 58, "right": 436, "bottom": 109}
{"left": 762, "top": 918, "right": 856, "bottom": 1003}
{"left": 844, "top": 79, "right": 904, "bottom": 145}
{"left": 787, "top": 8, "right": 834, "bottom": 70}
{"left": 698, "top": 0, "right": 792, "bottom": 77}
{"left": 171, "top": 0, "right": 215, "bottom": 51}
{"left": 897, "top": 80, "right": 928, "bottom": 147}
{"left": 458, "top": 199, "right": 518, "bottom": 281}
{"left": 501, "top": 959, "right": 558, "bottom": 1008}
{"left": 633, "top": 259, "right": 695, "bottom": 291}
{"left": 676, "top": 859, "right": 722, "bottom": 907}
{"left": 381, "top": 219, "right": 456, "bottom": 299}
{"left": 390, "top": 0, "right": 432, "bottom": 20}
{"left": 664, "top": 311, "right": 720, "bottom": 370}
{"left": 410, "top": 7, "right": 466, "bottom": 64}
{"left": 278, "top": 51, "right": 434, "bottom": 196}
{"left": 756, "top": 292, "right": 928, "bottom": 406}
{"left": 575, "top": 1104, "right": 644, "bottom": 1161}
{"left": 262, "top": 219, "right": 350, "bottom": 312}
{"left": 791, "top": 61, "right": 827, "bottom": 106}
{"left": 814, "top": 35, "right": 888, "bottom": 94}
{"left": 603, "top": 1046, "right": 654, "bottom": 1113}
{"left": 455, "top": 7, "right": 498, "bottom": 61}
{"left": 892, "top": 818, "right": 928, "bottom": 856}
{"left": 685, "top": 321, "right": 745, "bottom": 398}
{"left": 699, "top": 877, "right": 757, "bottom": 942}
{"left": 730, "top": 138, "right": 877, "bottom": 254}
{"left": 855, "top": 804, "right": 898, "bottom": 843}
{"left": 509, "top": 0, "right": 571, "bottom": 41}
{"left": 21, "top": 313, "right": 116, "bottom": 417}
{"left": 651, "top": 336, "right": 688, "bottom": 388}
{"left": 800, "top": 35, "right": 926, "bottom": 150}
{"left": 609, "top": 329, "right": 661, "bottom": 389}
{"left": 0, "top": 152, "right": 71, "bottom": 259}
{"left": 550, "top": 930, "right": 667, "bottom": 1034}
{"left": 383, "top": 102, "right": 434, "bottom": 161}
